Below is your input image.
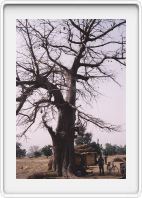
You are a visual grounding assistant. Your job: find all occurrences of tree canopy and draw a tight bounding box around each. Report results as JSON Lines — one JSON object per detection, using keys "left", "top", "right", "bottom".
{"left": 16, "top": 19, "right": 126, "bottom": 136}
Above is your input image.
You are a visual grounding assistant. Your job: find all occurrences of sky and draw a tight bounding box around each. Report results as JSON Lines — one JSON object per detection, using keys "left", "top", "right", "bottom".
{"left": 16, "top": 19, "right": 126, "bottom": 151}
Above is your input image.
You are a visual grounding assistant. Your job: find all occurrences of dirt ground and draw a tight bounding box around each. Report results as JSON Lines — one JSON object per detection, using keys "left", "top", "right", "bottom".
{"left": 16, "top": 155, "right": 126, "bottom": 179}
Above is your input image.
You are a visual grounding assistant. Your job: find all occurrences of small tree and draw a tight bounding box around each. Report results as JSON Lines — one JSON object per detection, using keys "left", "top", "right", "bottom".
{"left": 28, "top": 145, "right": 41, "bottom": 157}
{"left": 41, "top": 145, "right": 53, "bottom": 157}
{"left": 34, "top": 151, "right": 42, "bottom": 157}
{"left": 29, "top": 145, "right": 39, "bottom": 153}
{"left": 89, "top": 141, "right": 101, "bottom": 155}
{"left": 103, "top": 143, "right": 114, "bottom": 155}
{"left": 75, "top": 132, "right": 92, "bottom": 145}
{"left": 16, "top": 142, "right": 26, "bottom": 158}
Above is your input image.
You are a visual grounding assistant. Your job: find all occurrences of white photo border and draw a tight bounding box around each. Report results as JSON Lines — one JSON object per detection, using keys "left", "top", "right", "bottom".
{"left": 0, "top": 1, "right": 142, "bottom": 198}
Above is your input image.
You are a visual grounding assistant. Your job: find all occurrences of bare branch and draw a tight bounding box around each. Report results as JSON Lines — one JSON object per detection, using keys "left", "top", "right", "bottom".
{"left": 89, "top": 41, "right": 126, "bottom": 49}
{"left": 78, "top": 111, "right": 120, "bottom": 132}
{"left": 42, "top": 114, "right": 56, "bottom": 139}
{"left": 88, "top": 20, "right": 126, "bottom": 41}
{"left": 16, "top": 19, "right": 126, "bottom": 137}
{"left": 16, "top": 85, "right": 38, "bottom": 115}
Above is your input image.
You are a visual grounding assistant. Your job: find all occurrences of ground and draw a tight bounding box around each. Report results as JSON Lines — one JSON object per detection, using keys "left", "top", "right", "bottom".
{"left": 16, "top": 155, "right": 126, "bottom": 179}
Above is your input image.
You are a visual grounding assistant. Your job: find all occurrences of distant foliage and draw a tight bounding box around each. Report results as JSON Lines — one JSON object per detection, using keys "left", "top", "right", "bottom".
{"left": 16, "top": 142, "right": 26, "bottom": 158}
{"left": 89, "top": 141, "right": 102, "bottom": 155}
{"left": 41, "top": 145, "right": 53, "bottom": 157}
{"left": 75, "top": 132, "right": 92, "bottom": 145}
{"left": 75, "top": 128, "right": 102, "bottom": 155}
{"left": 29, "top": 145, "right": 39, "bottom": 154}
{"left": 103, "top": 143, "right": 126, "bottom": 155}
{"left": 28, "top": 145, "right": 42, "bottom": 157}
{"left": 34, "top": 151, "right": 42, "bottom": 157}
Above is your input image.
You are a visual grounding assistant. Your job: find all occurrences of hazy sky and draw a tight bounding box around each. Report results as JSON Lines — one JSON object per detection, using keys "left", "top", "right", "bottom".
{"left": 16, "top": 19, "right": 126, "bottom": 151}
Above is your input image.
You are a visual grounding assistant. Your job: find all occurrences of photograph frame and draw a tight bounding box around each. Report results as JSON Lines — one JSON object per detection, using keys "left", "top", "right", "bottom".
{"left": 0, "top": 1, "right": 142, "bottom": 197}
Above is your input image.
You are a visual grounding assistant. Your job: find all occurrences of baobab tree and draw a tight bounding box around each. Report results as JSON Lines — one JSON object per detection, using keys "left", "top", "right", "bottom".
{"left": 16, "top": 19, "right": 126, "bottom": 177}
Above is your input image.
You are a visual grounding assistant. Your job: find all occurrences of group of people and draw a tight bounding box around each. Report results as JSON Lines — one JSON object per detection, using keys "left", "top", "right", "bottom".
{"left": 97, "top": 154, "right": 126, "bottom": 178}
{"left": 75, "top": 153, "right": 126, "bottom": 178}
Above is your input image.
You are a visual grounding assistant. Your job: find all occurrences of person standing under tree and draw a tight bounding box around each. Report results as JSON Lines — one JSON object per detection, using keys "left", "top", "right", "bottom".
{"left": 104, "top": 153, "right": 108, "bottom": 164}
{"left": 98, "top": 155, "right": 105, "bottom": 175}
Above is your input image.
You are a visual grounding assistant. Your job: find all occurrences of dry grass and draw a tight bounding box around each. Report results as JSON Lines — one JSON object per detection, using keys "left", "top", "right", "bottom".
{"left": 16, "top": 156, "right": 50, "bottom": 179}
{"left": 16, "top": 155, "right": 126, "bottom": 179}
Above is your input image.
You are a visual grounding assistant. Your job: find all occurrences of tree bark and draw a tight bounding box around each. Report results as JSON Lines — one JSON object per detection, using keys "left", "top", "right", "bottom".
{"left": 51, "top": 102, "right": 76, "bottom": 177}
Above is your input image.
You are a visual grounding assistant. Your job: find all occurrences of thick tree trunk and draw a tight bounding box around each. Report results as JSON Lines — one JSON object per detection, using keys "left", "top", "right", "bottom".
{"left": 53, "top": 135, "right": 75, "bottom": 177}
{"left": 50, "top": 70, "right": 77, "bottom": 177}
{"left": 51, "top": 102, "right": 76, "bottom": 177}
